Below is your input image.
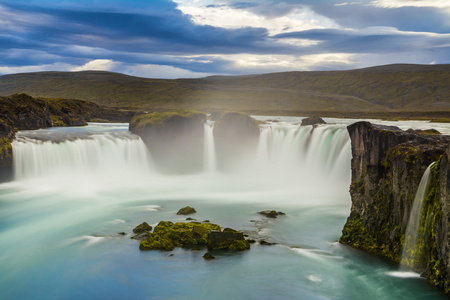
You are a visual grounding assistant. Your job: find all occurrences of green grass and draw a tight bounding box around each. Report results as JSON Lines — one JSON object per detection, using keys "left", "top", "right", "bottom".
{"left": 1, "top": 64, "right": 449, "bottom": 117}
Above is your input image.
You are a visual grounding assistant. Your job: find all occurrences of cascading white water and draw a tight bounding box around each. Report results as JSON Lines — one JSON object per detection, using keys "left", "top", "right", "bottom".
{"left": 11, "top": 125, "right": 154, "bottom": 193}
{"left": 400, "top": 163, "right": 434, "bottom": 270}
{"left": 11, "top": 122, "right": 351, "bottom": 200}
{"left": 203, "top": 122, "right": 216, "bottom": 173}
{"left": 253, "top": 123, "right": 351, "bottom": 196}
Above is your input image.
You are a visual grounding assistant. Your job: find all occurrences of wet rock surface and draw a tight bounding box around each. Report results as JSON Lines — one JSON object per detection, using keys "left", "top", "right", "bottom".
{"left": 340, "top": 121, "right": 450, "bottom": 294}
{"left": 300, "top": 116, "right": 326, "bottom": 126}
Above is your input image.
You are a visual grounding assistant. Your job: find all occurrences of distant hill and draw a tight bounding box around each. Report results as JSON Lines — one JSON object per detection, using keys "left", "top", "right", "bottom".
{"left": 0, "top": 64, "right": 449, "bottom": 118}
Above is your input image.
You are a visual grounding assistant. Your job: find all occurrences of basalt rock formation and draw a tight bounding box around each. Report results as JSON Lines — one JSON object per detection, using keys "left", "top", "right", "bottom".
{"left": 129, "top": 110, "right": 207, "bottom": 173}
{"left": 0, "top": 93, "right": 138, "bottom": 181}
{"left": 300, "top": 116, "right": 326, "bottom": 126}
{"left": 340, "top": 121, "right": 450, "bottom": 294}
{"left": 213, "top": 111, "right": 260, "bottom": 171}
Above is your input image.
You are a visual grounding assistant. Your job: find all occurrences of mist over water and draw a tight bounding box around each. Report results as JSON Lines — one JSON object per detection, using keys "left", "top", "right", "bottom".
{"left": 0, "top": 121, "right": 447, "bottom": 299}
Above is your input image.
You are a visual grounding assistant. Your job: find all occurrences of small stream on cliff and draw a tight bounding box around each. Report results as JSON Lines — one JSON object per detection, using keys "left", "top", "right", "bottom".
{"left": 0, "top": 118, "right": 448, "bottom": 300}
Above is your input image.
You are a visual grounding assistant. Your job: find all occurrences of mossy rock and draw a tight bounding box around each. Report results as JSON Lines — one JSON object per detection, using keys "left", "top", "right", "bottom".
{"left": 138, "top": 220, "right": 249, "bottom": 252}
{"left": 129, "top": 110, "right": 206, "bottom": 133}
{"left": 207, "top": 231, "right": 246, "bottom": 250}
{"left": 139, "top": 232, "right": 174, "bottom": 251}
{"left": 132, "top": 222, "right": 152, "bottom": 234}
{"left": 229, "top": 240, "right": 251, "bottom": 251}
{"left": 177, "top": 206, "right": 197, "bottom": 215}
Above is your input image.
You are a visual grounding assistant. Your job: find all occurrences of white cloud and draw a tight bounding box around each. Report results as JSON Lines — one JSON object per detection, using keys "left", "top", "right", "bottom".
{"left": 173, "top": 1, "right": 340, "bottom": 35}
{"left": 210, "top": 53, "right": 356, "bottom": 74}
{"left": 370, "top": 0, "right": 450, "bottom": 8}
{"left": 72, "top": 59, "right": 119, "bottom": 71}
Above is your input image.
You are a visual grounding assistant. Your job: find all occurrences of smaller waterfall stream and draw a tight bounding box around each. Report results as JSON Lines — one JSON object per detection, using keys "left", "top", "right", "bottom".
{"left": 203, "top": 122, "right": 216, "bottom": 173}
{"left": 400, "top": 162, "right": 434, "bottom": 270}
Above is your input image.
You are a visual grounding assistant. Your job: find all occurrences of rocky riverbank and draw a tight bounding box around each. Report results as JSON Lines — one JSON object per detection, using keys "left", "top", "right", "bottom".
{"left": 340, "top": 121, "right": 450, "bottom": 294}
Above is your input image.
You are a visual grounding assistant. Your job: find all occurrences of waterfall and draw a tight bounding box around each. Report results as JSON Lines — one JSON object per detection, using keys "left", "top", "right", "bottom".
{"left": 400, "top": 163, "right": 434, "bottom": 270}
{"left": 254, "top": 123, "right": 351, "bottom": 182}
{"left": 10, "top": 122, "right": 351, "bottom": 198}
{"left": 203, "top": 122, "right": 216, "bottom": 173}
{"left": 12, "top": 125, "right": 154, "bottom": 191}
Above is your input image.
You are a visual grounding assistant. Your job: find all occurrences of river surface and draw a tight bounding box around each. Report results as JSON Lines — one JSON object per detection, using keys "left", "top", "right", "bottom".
{"left": 0, "top": 118, "right": 448, "bottom": 300}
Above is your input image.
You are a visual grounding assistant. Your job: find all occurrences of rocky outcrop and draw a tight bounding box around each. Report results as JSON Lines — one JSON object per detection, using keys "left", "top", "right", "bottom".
{"left": 213, "top": 111, "right": 260, "bottom": 171}
{"left": 138, "top": 221, "right": 250, "bottom": 251}
{"left": 300, "top": 116, "right": 326, "bottom": 126}
{"left": 129, "top": 110, "right": 207, "bottom": 173}
{"left": 340, "top": 121, "right": 450, "bottom": 294}
{"left": 0, "top": 93, "right": 138, "bottom": 181}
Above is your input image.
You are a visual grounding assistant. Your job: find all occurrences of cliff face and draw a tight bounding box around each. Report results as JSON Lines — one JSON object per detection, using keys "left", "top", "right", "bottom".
{"left": 129, "top": 110, "right": 207, "bottom": 173}
{"left": 213, "top": 112, "right": 260, "bottom": 171}
{"left": 340, "top": 121, "right": 450, "bottom": 293}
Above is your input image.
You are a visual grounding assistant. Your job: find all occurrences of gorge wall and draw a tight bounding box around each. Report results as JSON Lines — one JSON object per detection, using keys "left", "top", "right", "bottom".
{"left": 340, "top": 121, "right": 450, "bottom": 293}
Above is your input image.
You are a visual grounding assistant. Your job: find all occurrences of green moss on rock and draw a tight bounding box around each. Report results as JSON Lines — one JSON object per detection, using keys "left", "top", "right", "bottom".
{"left": 129, "top": 110, "right": 206, "bottom": 133}
{"left": 176, "top": 206, "right": 197, "bottom": 215}
{"left": 138, "top": 220, "right": 250, "bottom": 253}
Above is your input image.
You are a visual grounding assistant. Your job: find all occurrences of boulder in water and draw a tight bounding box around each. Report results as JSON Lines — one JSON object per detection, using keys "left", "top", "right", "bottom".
{"left": 206, "top": 230, "right": 248, "bottom": 250}
{"left": 301, "top": 117, "right": 326, "bottom": 126}
{"left": 203, "top": 252, "right": 216, "bottom": 260}
{"left": 133, "top": 222, "right": 152, "bottom": 234}
{"left": 258, "top": 210, "right": 285, "bottom": 218}
{"left": 138, "top": 220, "right": 250, "bottom": 253}
{"left": 177, "top": 206, "right": 197, "bottom": 215}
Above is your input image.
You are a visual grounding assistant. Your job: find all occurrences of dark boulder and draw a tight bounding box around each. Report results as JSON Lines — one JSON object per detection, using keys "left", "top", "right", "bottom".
{"left": 133, "top": 222, "right": 152, "bottom": 234}
{"left": 177, "top": 206, "right": 197, "bottom": 215}
{"left": 207, "top": 231, "right": 248, "bottom": 250}
{"left": 203, "top": 252, "right": 216, "bottom": 260}
{"left": 258, "top": 210, "right": 286, "bottom": 218}
{"left": 301, "top": 117, "right": 326, "bottom": 126}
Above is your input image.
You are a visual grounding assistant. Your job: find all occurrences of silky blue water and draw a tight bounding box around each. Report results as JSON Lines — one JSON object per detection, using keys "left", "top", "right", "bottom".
{"left": 0, "top": 121, "right": 447, "bottom": 300}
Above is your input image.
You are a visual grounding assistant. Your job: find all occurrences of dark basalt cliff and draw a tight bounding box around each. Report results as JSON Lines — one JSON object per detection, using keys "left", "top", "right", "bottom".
{"left": 213, "top": 111, "right": 260, "bottom": 171}
{"left": 129, "top": 110, "right": 207, "bottom": 173}
{"left": 0, "top": 93, "right": 138, "bottom": 181}
{"left": 340, "top": 121, "right": 450, "bottom": 293}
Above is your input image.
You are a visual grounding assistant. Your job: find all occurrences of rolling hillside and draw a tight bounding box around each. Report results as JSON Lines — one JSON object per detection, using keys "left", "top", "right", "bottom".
{"left": 0, "top": 64, "right": 449, "bottom": 118}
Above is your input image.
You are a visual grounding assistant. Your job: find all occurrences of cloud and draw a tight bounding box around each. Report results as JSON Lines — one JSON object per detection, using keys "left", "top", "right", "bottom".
{"left": 206, "top": 53, "right": 357, "bottom": 74}
{"left": 0, "top": 0, "right": 449, "bottom": 77}
{"left": 276, "top": 27, "right": 450, "bottom": 54}
{"left": 370, "top": 0, "right": 450, "bottom": 9}
{"left": 72, "top": 59, "right": 119, "bottom": 71}
{"left": 174, "top": 1, "right": 341, "bottom": 35}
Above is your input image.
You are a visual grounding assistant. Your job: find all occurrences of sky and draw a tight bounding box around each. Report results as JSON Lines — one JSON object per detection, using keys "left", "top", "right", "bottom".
{"left": 0, "top": 0, "right": 449, "bottom": 78}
